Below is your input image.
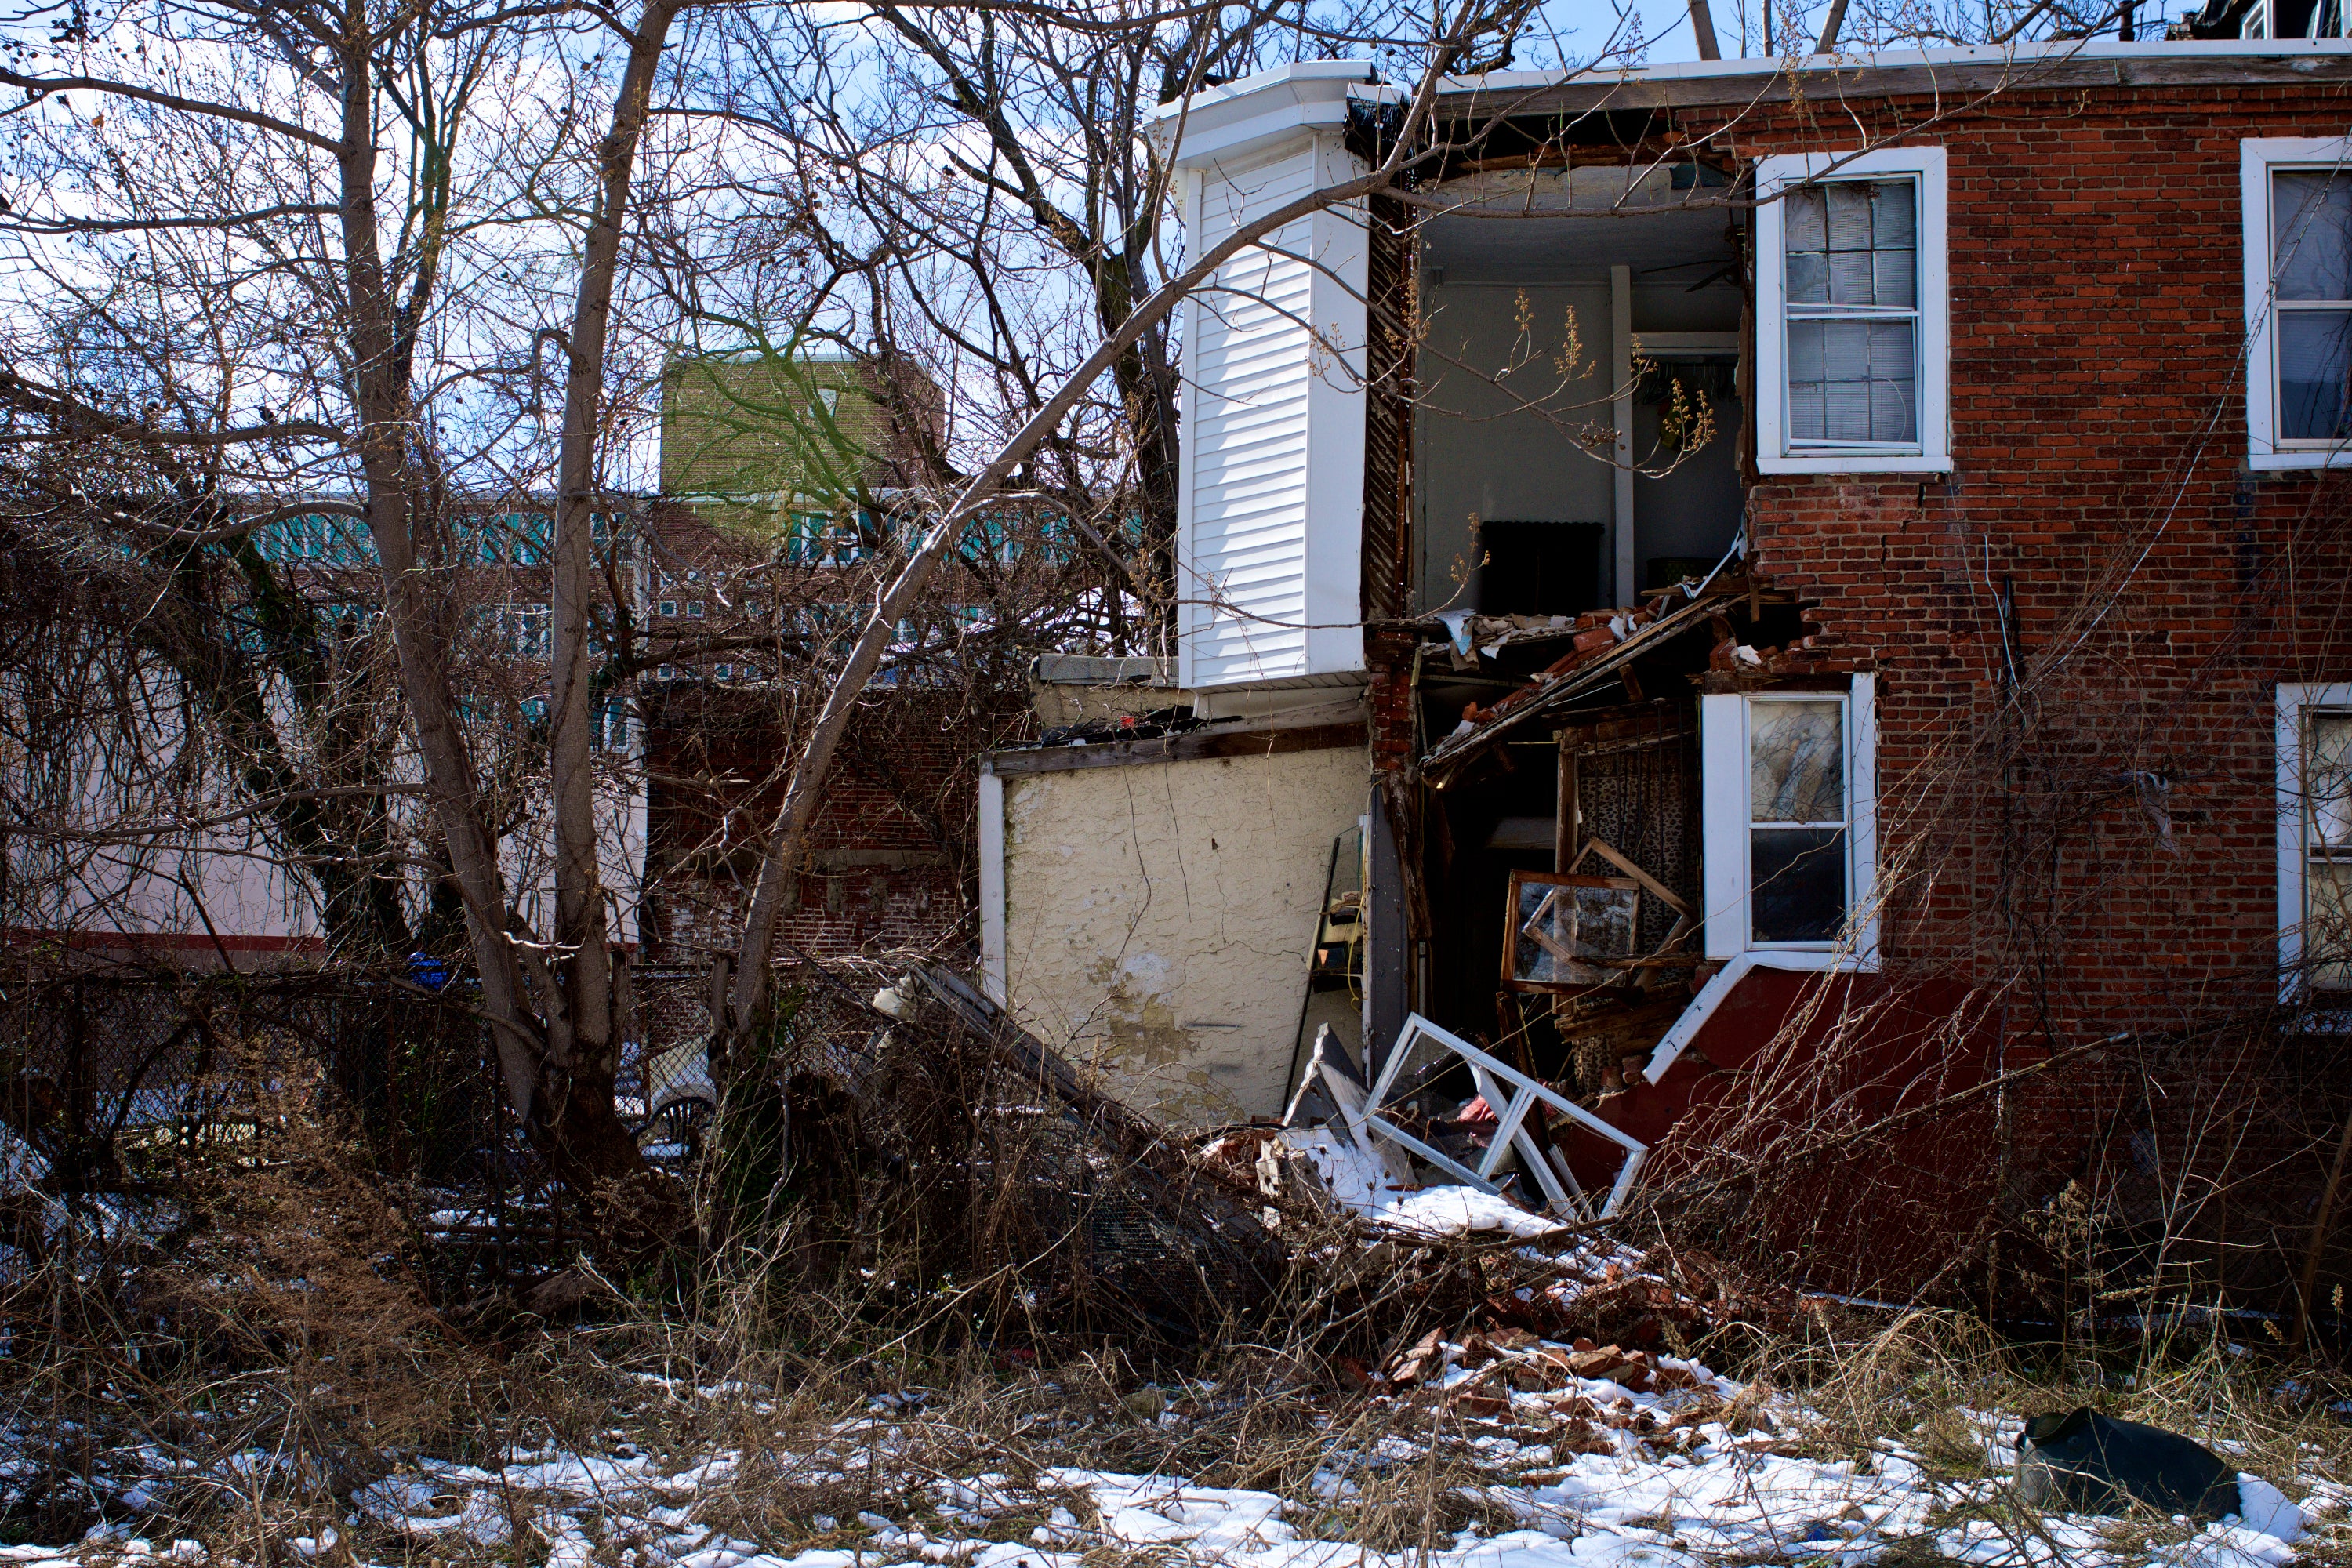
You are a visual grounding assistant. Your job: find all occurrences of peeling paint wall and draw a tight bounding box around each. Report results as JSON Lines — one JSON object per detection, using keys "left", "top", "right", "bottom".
{"left": 1000, "top": 744, "right": 1367, "bottom": 1123}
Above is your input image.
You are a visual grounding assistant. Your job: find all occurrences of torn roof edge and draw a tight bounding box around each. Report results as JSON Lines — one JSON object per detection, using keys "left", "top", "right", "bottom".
{"left": 1420, "top": 586, "right": 1738, "bottom": 775}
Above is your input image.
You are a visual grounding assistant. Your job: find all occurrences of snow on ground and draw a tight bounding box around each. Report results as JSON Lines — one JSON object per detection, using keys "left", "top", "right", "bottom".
{"left": 0, "top": 1196, "right": 2335, "bottom": 1568}
{"left": 0, "top": 1363, "right": 2332, "bottom": 1568}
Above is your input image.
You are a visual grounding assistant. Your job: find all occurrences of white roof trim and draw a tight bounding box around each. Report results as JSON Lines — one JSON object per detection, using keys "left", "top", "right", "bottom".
{"left": 1149, "top": 60, "right": 1400, "bottom": 169}
{"left": 1437, "top": 36, "right": 2352, "bottom": 96}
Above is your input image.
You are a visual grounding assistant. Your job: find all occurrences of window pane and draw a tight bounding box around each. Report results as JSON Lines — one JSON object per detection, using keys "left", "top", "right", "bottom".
{"left": 1788, "top": 320, "right": 1915, "bottom": 445}
{"left": 1787, "top": 187, "right": 1828, "bottom": 252}
{"left": 1869, "top": 323, "right": 1917, "bottom": 441}
{"left": 1752, "top": 828, "right": 1848, "bottom": 943}
{"left": 1786, "top": 180, "right": 1918, "bottom": 308}
{"left": 1830, "top": 250, "right": 1874, "bottom": 304}
{"left": 2279, "top": 310, "right": 2352, "bottom": 440}
{"left": 2274, "top": 172, "right": 2352, "bottom": 301}
{"left": 1788, "top": 379, "right": 1826, "bottom": 441}
{"left": 1874, "top": 248, "right": 1917, "bottom": 308}
{"left": 1871, "top": 181, "right": 1917, "bottom": 248}
{"left": 1788, "top": 250, "right": 1828, "bottom": 303}
{"left": 2310, "top": 712, "right": 2352, "bottom": 848}
{"left": 1751, "top": 699, "right": 1845, "bottom": 823}
{"left": 2310, "top": 858, "right": 2352, "bottom": 991}
{"left": 1825, "top": 183, "right": 1873, "bottom": 252}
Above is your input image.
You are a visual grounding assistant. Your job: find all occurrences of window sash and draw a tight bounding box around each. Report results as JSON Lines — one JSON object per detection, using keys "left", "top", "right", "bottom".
{"left": 2294, "top": 704, "right": 2352, "bottom": 989}
{"left": 1782, "top": 178, "right": 1922, "bottom": 453}
{"left": 2267, "top": 165, "right": 2352, "bottom": 448}
{"left": 1746, "top": 694, "right": 1853, "bottom": 947}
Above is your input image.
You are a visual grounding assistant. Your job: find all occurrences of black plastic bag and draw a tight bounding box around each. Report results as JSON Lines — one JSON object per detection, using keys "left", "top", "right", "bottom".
{"left": 2016, "top": 1408, "right": 2241, "bottom": 1521}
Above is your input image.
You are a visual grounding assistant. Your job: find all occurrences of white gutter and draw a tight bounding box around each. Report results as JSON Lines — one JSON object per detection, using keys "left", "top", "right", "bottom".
{"left": 1436, "top": 35, "right": 2352, "bottom": 96}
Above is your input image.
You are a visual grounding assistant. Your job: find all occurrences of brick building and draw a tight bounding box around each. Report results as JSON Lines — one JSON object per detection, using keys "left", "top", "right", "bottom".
{"left": 982, "top": 43, "right": 2352, "bottom": 1311}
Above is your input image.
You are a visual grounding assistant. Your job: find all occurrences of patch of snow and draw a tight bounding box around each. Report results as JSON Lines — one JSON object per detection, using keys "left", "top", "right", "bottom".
{"left": 1375, "top": 1187, "right": 1566, "bottom": 1240}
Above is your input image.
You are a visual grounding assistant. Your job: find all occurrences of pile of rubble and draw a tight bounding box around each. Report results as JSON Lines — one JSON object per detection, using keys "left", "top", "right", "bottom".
{"left": 1374, "top": 1326, "right": 1775, "bottom": 1456}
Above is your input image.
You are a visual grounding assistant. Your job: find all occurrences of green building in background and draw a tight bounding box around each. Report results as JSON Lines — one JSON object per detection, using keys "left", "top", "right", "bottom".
{"left": 660, "top": 348, "right": 935, "bottom": 543}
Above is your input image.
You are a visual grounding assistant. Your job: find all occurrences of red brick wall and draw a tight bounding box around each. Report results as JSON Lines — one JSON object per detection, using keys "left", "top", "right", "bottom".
{"left": 1669, "top": 83, "right": 2352, "bottom": 1048}
{"left": 640, "top": 686, "right": 1031, "bottom": 964}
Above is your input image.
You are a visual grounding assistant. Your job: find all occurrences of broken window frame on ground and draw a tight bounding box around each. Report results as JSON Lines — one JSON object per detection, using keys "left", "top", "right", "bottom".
{"left": 1352, "top": 1012, "right": 1648, "bottom": 1220}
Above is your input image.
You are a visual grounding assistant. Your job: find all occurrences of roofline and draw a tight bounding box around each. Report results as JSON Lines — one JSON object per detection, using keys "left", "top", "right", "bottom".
{"left": 1148, "top": 60, "right": 1401, "bottom": 169}
{"left": 1432, "top": 36, "right": 2352, "bottom": 114}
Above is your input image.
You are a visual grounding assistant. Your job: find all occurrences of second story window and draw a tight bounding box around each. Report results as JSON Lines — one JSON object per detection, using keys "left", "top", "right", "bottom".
{"left": 1755, "top": 148, "right": 1950, "bottom": 475}
{"left": 2245, "top": 142, "right": 2352, "bottom": 466}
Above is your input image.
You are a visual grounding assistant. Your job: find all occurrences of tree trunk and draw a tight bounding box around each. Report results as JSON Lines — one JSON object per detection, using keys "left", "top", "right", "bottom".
{"left": 541, "top": 0, "right": 687, "bottom": 1203}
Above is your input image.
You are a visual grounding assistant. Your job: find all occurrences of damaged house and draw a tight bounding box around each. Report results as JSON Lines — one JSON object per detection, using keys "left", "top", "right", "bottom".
{"left": 982, "top": 41, "right": 2352, "bottom": 1305}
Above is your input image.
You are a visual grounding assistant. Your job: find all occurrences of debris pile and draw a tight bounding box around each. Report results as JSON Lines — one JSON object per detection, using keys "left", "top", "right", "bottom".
{"left": 1374, "top": 1324, "right": 1750, "bottom": 1457}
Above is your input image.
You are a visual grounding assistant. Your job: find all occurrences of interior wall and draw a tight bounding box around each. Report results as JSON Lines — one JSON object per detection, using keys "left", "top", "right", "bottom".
{"left": 1414, "top": 282, "right": 1613, "bottom": 615}
{"left": 1633, "top": 378, "right": 1744, "bottom": 586}
{"left": 997, "top": 744, "right": 1367, "bottom": 1123}
{"left": 1414, "top": 279, "right": 1744, "bottom": 615}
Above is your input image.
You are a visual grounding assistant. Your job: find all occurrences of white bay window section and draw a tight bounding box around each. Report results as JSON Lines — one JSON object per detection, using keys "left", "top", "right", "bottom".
{"left": 2276, "top": 684, "right": 2352, "bottom": 995}
{"left": 1701, "top": 678, "right": 1879, "bottom": 962}
{"left": 1755, "top": 149, "right": 1949, "bottom": 474}
{"left": 2242, "top": 141, "right": 2352, "bottom": 467}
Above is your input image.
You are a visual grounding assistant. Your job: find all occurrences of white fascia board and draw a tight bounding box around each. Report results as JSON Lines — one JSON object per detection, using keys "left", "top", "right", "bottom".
{"left": 1700, "top": 692, "right": 1747, "bottom": 960}
{"left": 1436, "top": 38, "right": 2352, "bottom": 99}
{"left": 1174, "top": 165, "right": 1207, "bottom": 693}
{"left": 1152, "top": 61, "right": 1396, "bottom": 171}
{"left": 1848, "top": 672, "right": 1882, "bottom": 968}
{"left": 1301, "top": 137, "right": 1371, "bottom": 679}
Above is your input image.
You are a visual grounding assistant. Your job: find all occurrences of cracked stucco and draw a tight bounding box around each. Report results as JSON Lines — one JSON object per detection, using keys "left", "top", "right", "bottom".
{"left": 1000, "top": 745, "right": 1367, "bottom": 1123}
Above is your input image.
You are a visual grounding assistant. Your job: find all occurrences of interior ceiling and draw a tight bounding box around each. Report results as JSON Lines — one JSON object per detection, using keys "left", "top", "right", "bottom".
{"left": 1420, "top": 208, "right": 1737, "bottom": 286}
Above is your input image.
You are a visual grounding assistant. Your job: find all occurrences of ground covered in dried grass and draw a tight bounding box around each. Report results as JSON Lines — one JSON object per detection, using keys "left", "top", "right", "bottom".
{"left": 2, "top": 1293, "right": 2348, "bottom": 1568}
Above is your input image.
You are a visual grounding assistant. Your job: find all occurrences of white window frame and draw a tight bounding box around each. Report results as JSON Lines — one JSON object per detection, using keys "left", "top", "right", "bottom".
{"left": 1755, "top": 148, "right": 1951, "bottom": 475}
{"left": 2242, "top": 139, "right": 2352, "bottom": 470}
{"left": 2277, "top": 683, "right": 2352, "bottom": 997}
{"left": 1700, "top": 675, "right": 1879, "bottom": 965}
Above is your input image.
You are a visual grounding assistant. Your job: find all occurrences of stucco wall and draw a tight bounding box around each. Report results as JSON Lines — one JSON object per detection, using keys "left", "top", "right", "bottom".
{"left": 999, "top": 743, "right": 1367, "bottom": 1123}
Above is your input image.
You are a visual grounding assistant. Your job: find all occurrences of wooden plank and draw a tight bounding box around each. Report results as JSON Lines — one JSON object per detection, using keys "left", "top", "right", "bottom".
{"left": 986, "top": 720, "right": 1366, "bottom": 776}
{"left": 1577, "top": 835, "right": 1694, "bottom": 919}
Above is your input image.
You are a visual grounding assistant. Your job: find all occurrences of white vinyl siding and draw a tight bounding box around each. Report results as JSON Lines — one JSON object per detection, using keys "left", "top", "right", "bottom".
{"left": 1185, "top": 148, "right": 1318, "bottom": 687}
{"left": 1175, "top": 135, "right": 1368, "bottom": 691}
